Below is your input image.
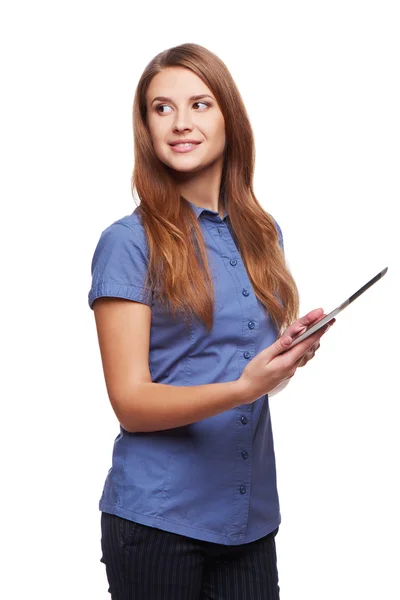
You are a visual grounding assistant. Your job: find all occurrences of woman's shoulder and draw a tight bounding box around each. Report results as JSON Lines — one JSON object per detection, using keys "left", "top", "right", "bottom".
{"left": 91, "top": 206, "right": 149, "bottom": 266}
{"left": 96, "top": 207, "right": 148, "bottom": 250}
{"left": 106, "top": 206, "right": 144, "bottom": 233}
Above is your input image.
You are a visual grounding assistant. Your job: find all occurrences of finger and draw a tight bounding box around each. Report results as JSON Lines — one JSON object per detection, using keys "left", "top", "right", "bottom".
{"left": 295, "top": 353, "right": 308, "bottom": 368}
{"left": 298, "top": 308, "right": 324, "bottom": 327}
{"left": 297, "top": 346, "right": 317, "bottom": 367}
{"left": 266, "top": 333, "right": 303, "bottom": 360}
{"left": 283, "top": 323, "right": 330, "bottom": 362}
{"left": 304, "top": 346, "right": 316, "bottom": 360}
{"left": 284, "top": 308, "right": 326, "bottom": 339}
{"left": 282, "top": 308, "right": 324, "bottom": 337}
{"left": 298, "top": 336, "right": 325, "bottom": 366}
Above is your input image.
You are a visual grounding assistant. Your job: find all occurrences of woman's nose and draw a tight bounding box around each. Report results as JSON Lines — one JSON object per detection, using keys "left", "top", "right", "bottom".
{"left": 172, "top": 110, "right": 194, "bottom": 131}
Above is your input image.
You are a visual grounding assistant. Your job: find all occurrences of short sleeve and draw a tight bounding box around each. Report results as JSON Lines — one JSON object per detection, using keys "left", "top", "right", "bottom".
{"left": 88, "top": 221, "right": 153, "bottom": 310}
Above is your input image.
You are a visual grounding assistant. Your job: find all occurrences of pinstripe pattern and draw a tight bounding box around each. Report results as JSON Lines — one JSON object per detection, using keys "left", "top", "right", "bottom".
{"left": 100, "top": 512, "right": 280, "bottom": 599}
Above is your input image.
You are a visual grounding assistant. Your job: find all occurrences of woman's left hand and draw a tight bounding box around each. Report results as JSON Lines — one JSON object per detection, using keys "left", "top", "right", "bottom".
{"left": 281, "top": 308, "right": 335, "bottom": 368}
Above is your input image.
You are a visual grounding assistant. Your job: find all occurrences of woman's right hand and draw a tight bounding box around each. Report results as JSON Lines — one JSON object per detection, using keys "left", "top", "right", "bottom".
{"left": 238, "top": 319, "right": 332, "bottom": 404}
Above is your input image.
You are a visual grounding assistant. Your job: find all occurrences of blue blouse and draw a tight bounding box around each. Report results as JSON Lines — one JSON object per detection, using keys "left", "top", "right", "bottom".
{"left": 88, "top": 199, "right": 284, "bottom": 545}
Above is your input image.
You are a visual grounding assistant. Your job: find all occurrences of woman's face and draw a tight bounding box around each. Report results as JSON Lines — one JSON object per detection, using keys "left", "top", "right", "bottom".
{"left": 145, "top": 66, "right": 226, "bottom": 175}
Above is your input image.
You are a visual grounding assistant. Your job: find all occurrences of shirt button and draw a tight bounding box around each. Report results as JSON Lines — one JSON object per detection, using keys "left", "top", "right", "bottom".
{"left": 230, "top": 259, "right": 237, "bottom": 266}
{"left": 244, "top": 351, "right": 251, "bottom": 359}
{"left": 248, "top": 321, "right": 255, "bottom": 329}
{"left": 242, "top": 288, "right": 249, "bottom": 296}
{"left": 241, "top": 416, "right": 247, "bottom": 425}
{"left": 241, "top": 451, "right": 248, "bottom": 459}
{"left": 239, "top": 485, "right": 246, "bottom": 494}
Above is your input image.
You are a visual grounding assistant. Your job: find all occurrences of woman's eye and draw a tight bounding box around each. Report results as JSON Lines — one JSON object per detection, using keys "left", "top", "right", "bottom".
{"left": 156, "top": 105, "right": 172, "bottom": 114}
{"left": 193, "top": 101, "right": 209, "bottom": 109}
{"left": 155, "top": 101, "right": 209, "bottom": 114}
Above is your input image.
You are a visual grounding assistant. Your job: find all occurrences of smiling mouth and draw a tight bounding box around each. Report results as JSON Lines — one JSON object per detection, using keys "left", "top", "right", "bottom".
{"left": 171, "top": 142, "right": 200, "bottom": 147}
{"left": 169, "top": 142, "right": 202, "bottom": 153}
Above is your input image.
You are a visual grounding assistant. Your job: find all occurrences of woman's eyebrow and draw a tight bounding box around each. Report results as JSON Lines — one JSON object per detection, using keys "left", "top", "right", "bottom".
{"left": 151, "top": 94, "right": 215, "bottom": 105}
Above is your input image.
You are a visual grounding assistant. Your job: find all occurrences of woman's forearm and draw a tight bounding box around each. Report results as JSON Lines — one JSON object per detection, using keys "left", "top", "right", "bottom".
{"left": 118, "top": 378, "right": 251, "bottom": 433}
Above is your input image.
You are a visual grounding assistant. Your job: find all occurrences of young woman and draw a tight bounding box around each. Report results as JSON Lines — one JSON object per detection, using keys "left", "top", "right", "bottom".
{"left": 88, "top": 42, "right": 334, "bottom": 600}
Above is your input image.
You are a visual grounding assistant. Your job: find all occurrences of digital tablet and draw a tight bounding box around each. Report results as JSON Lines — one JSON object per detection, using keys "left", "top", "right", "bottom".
{"left": 287, "top": 267, "right": 388, "bottom": 349}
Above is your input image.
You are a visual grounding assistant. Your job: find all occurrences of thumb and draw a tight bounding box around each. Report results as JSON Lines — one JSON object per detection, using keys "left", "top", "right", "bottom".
{"left": 266, "top": 335, "right": 293, "bottom": 358}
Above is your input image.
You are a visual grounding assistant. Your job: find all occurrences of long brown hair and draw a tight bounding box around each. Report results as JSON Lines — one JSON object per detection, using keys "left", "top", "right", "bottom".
{"left": 131, "top": 43, "right": 299, "bottom": 334}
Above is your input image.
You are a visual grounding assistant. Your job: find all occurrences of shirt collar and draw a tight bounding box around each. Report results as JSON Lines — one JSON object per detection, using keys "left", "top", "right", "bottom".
{"left": 185, "top": 199, "right": 229, "bottom": 221}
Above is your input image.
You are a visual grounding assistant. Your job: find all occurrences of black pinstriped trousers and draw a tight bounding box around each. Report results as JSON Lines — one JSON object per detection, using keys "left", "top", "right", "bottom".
{"left": 100, "top": 511, "right": 280, "bottom": 599}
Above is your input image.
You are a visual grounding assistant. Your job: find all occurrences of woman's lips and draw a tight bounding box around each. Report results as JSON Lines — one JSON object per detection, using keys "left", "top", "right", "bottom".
{"left": 169, "top": 142, "right": 202, "bottom": 153}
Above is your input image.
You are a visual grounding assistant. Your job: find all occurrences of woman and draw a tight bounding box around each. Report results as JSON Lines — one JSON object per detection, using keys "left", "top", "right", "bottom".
{"left": 88, "top": 42, "right": 334, "bottom": 600}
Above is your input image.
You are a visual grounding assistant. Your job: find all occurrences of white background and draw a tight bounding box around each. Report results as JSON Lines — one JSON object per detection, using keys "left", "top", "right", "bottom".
{"left": 1, "top": 1, "right": 399, "bottom": 598}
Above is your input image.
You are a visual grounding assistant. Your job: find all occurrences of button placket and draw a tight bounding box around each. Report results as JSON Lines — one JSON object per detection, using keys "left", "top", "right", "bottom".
{"left": 223, "top": 226, "right": 253, "bottom": 514}
{"left": 239, "top": 415, "right": 250, "bottom": 495}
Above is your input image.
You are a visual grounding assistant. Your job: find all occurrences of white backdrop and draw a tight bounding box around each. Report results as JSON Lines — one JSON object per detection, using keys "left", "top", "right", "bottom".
{"left": 1, "top": 0, "right": 399, "bottom": 598}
